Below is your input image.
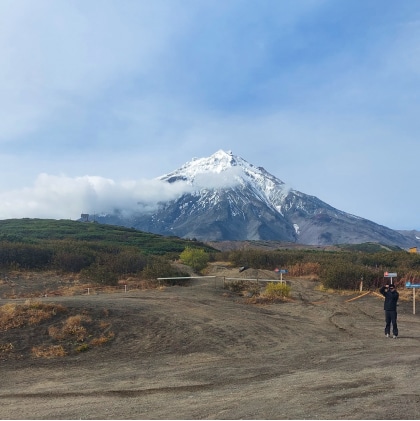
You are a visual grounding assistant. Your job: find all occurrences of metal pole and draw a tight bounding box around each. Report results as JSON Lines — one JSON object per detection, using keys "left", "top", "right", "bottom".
{"left": 414, "top": 288, "right": 416, "bottom": 315}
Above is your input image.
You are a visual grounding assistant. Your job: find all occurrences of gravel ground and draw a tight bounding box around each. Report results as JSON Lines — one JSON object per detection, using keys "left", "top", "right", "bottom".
{"left": 1, "top": 266, "right": 420, "bottom": 419}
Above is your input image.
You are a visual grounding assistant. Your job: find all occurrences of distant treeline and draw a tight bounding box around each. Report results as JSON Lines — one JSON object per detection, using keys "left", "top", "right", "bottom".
{"left": 1, "top": 219, "right": 419, "bottom": 290}
{"left": 223, "top": 248, "right": 420, "bottom": 290}
{"left": 1, "top": 240, "right": 419, "bottom": 289}
{"left": 0, "top": 240, "right": 193, "bottom": 284}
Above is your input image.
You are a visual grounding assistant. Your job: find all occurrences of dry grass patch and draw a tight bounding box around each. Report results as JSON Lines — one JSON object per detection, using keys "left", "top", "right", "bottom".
{"left": 48, "top": 314, "right": 91, "bottom": 342}
{"left": 99, "top": 320, "right": 111, "bottom": 329}
{"left": 0, "top": 299, "right": 115, "bottom": 359}
{"left": 395, "top": 288, "right": 413, "bottom": 301}
{"left": 0, "top": 342, "right": 14, "bottom": 354}
{"left": 90, "top": 332, "right": 115, "bottom": 346}
{"left": 0, "top": 300, "right": 67, "bottom": 331}
{"left": 223, "top": 280, "right": 292, "bottom": 304}
{"left": 48, "top": 312, "right": 114, "bottom": 354}
{"left": 32, "top": 345, "right": 67, "bottom": 358}
{"left": 63, "top": 314, "right": 91, "bottom": 341}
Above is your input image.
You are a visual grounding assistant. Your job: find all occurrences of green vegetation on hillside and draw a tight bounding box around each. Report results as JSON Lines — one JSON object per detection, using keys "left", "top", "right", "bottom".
{"left": 1, "top": 219, "right": 419, "bottom": 291}
{"left": 0, "top": 218, "right": 213, "bottom": 254}
{"left": 226, "top": 247, "right": 420, "bottom": 289}
{"left": 0, "top": 219, "right": 215, "bottom": 285}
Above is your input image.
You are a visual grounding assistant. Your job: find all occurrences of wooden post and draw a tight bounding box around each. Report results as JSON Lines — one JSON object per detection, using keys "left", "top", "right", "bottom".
{"left": 413, "top": 288, "right": 416, "bottom": 315}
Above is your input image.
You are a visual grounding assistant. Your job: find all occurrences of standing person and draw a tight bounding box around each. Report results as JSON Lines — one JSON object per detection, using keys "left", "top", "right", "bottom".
{"left": 379, "top": 283, "right": 399, "bottom": 338}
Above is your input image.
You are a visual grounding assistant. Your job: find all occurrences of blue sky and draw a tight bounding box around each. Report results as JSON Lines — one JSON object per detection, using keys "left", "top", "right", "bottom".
{"left": 1, "top": 0, "right": 420, "bottom": 230}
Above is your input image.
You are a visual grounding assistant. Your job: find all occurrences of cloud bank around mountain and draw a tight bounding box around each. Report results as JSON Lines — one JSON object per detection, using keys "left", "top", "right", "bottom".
{"left": 0, "top": 174, "right": 193, "bottom": 220}
{"left": 0, "top": 164, "right": 249, "bottom": 220}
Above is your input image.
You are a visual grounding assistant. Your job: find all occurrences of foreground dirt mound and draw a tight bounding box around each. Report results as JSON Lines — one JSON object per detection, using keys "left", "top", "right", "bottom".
{"left": 1, "top": 267, "right": 420, "bottom": 419}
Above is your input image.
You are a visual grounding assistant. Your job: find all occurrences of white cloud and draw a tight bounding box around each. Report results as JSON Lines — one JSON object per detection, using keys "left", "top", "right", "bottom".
{"left": 0, "top": 173, "right": 194, "bottom": 220}
{"left": 193, "top": 167, "right": 243, "bottom": 189}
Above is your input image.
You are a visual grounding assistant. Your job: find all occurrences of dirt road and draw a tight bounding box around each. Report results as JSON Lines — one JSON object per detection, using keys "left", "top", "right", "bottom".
{"left": 1, "top": 271, "right": 420, "bottom": 419}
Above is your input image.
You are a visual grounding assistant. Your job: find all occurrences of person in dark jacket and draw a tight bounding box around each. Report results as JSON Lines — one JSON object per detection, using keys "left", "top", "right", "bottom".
{"left": 379, "top": 283, "right": 399, "bottom": 338}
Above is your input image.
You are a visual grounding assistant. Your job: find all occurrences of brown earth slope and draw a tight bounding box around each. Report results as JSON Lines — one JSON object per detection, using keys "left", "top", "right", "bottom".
{"left": 1, "top": 265, "right": 420, "bottom": 419}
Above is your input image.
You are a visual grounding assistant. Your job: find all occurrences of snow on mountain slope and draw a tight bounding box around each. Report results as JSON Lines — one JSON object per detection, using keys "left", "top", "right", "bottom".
{"left": 92, "top": 150, "right": 417, "bottom": 247}
{"left": 159, "top": 149, "right": 291, "bottom": 213}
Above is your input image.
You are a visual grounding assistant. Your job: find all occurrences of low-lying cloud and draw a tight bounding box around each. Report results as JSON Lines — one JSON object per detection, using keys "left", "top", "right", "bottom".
{"left": 0, "top": 173, "right": 194, "bottom": 220}
{"left": 0, "top": 165, "right": 246, "bottom": 221}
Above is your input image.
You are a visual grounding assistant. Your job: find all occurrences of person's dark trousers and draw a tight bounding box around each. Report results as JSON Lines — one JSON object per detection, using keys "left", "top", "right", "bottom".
{"left": 385, "top": 310, "right": 398, "bottom": 336}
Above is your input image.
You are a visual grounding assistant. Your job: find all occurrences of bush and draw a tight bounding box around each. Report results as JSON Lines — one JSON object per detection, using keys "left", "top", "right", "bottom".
{"left": 224, "top": 280, "right": 260, "bottom": 294}
{"left": 75, "top": 343, "right": 89, "bottom": 353}
{"left": 263, "top": 282, "right": 291, "bottom": 299}
{"left": 140, "top": 255, "right": 191, "bottom": 283}
{"left": 80, "top": 264, "right": 119, "bottom": 285}
{"left": 180, "top": 247, "right": 209, "bottom": 272}
{"left": 52, "top": 250, "right": 95, "bottom": 272}
{"left": 321, "top": 262, "right": 365, "bottom": 290}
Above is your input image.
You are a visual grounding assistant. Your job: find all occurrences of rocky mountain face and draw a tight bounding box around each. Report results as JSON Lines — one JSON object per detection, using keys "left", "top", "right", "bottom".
{"left": 92, "top": 150, "right": 419, "bottom": 248}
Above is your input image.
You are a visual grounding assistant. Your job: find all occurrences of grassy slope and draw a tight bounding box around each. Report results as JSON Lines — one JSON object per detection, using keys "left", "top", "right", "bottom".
{"left": 0, "top": 218, "right": 216, "bottom": 255}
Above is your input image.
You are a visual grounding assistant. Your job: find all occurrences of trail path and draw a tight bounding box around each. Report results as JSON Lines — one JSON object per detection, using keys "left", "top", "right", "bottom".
{"left": 1, "top": 271, "right": 420, "bottom": 419}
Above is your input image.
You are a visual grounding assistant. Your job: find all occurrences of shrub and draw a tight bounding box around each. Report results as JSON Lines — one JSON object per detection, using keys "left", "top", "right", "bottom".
{"left": 142, "top": 256, "right": 189, "bottom": 280}
{"left": 320, "top": 262, "right": 366, "bottom": 290}
{"left": 52, "top": 250, "right": 95, "bottom": 272}
{"left": 80, "top": 264, "right": 118, "bottom": 285}
{"left": 180, "top": 247, "right": 209, "bottom": 272}
{"left": 75, "top": 343, "right": 89, "bottom": 353}
{"left": 263, "top": 282, "right": 291, "bottom": 299}
{"left": 223, "top": 280, "right": 261, "bottom": 295}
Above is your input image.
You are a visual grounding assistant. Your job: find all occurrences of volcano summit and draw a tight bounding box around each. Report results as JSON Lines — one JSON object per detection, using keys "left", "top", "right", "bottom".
{"left": 92, "top": 150, "right": 416, "bottom": 248}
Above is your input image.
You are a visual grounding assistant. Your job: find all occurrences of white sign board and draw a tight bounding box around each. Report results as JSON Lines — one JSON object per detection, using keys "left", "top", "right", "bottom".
{"left": 384, "top": 272, "right": 397, "bottom": 277}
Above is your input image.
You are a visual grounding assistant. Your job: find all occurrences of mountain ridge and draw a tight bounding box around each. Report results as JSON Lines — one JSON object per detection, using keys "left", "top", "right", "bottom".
{"left": 91, "top": 150, "right": 419, "bottom": 249}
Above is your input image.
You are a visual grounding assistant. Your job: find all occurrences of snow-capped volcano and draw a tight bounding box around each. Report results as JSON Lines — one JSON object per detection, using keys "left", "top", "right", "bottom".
{"left": 92, "top": 150, "right": 416, "bottom": 247}
{"left": 159, "top": 149, "right": 291, "bottom": 213}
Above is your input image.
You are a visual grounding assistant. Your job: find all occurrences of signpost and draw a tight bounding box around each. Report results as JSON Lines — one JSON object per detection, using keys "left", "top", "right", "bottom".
{"left": 405, "top": 282, "right": 420, "bottom": 315}
{"left": 384, "top": 272, "right": 397, "bottom": 284}
{"left": 274, "top": 268, "right": 288, "bottom": 282}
